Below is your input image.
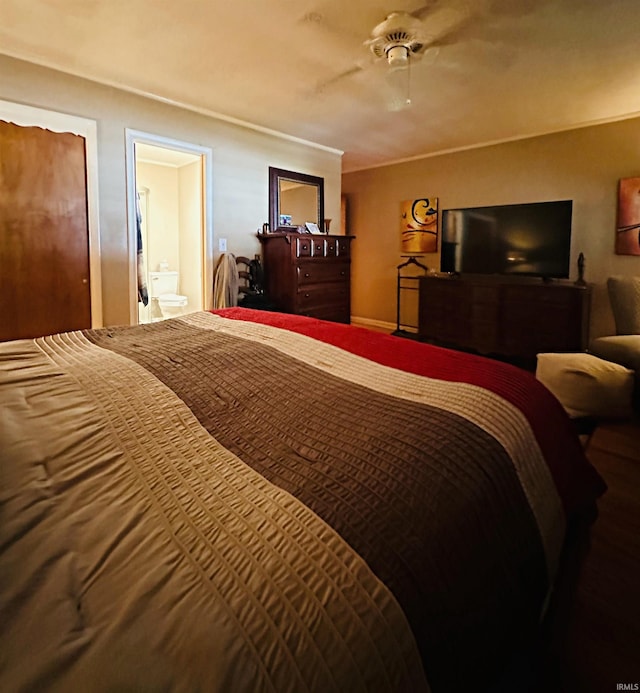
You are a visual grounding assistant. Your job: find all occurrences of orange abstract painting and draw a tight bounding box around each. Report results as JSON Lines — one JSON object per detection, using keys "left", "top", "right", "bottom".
{"left": 401, "top": 198, "right": 438, "bottom": 254}
{"left": 616, "top": 177, "right": 640, "bottom": 255}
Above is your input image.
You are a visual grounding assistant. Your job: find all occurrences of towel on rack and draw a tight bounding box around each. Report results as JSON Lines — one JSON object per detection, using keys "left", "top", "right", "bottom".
{"left": 213, "top": 253, "right": 239, "bottom": 309}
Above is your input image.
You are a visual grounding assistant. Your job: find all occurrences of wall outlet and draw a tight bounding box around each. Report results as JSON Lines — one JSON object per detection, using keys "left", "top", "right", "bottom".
{"left": 218, "top": 238, "right": 227, "bottom": 252}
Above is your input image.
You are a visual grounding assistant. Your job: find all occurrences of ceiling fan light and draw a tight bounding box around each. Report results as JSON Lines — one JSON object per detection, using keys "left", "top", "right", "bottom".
{"left": 386, "top": 45, "right": 409, "bottom": 68}
{"left": 385, "top": 63, "right": 412, "bottom": 111}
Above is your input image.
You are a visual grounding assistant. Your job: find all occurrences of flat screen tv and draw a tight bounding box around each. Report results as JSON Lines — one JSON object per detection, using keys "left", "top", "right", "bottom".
{"left": 440, "top": 200, "right": 573, "bottom": 279}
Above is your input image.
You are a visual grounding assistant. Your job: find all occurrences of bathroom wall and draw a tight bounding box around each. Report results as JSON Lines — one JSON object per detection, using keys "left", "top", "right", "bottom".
{"left": 136, "top": 161, "right": 180, "bottom": 277}
{"left": 179, "top": 160, "right": 204, "bottom": 309}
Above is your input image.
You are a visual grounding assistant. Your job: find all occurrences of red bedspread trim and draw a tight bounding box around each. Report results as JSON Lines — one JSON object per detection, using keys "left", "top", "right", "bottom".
{"left": 211, "top": 308, "right": 606, "bottom": 516}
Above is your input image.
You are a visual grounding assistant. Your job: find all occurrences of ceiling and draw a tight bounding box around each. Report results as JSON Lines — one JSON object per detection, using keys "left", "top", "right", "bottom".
{"left": 1, "top": 0, "right": 639, "bottom": 172}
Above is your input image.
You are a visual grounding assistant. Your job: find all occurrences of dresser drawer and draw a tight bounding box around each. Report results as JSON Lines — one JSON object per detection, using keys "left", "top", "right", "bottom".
{"left": 297, "top": 262, "right": 349, "bottom": 285}
{"left": 311, "top": 238, "right": 326, "bottom": 256}
{"left": 308, "top": 237, "right": 348, "bottom": 257}
{"left": 295, "top": 236, "right": 313, "bottom": 257}
{"left": 324, "top": 237, "right": 338, "bottom": 256}
{"left": 336, "top": 237, "right": 351, "bottom": 257}
{"left": 301, "top": 303, "right": 351, "bottom": 323}
{"left": 297, "top": 283, "right": 349, "bottom": 310}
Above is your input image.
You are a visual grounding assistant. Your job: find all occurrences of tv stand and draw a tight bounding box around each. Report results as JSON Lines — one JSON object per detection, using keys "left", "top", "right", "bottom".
{"left": 418, "top": 275, "right": 591, "bottom": 367}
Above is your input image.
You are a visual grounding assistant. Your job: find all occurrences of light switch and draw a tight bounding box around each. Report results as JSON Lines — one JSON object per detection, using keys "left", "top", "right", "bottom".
{"left": 218, "top": 238, "right": 227, "bottom": 252}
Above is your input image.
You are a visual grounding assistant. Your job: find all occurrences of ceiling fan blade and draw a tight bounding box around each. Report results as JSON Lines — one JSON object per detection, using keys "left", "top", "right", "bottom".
{"left": 296, "top": 9, "right": 369, "bottom": 44}
{"left": 410, "top": 1, "right": 442, "bottom": 20}
{"left": 315, "top": 64, "right": 364, "bottom": 95}
{"left": 424, "top": 11, "right": 479, "bottom": 49}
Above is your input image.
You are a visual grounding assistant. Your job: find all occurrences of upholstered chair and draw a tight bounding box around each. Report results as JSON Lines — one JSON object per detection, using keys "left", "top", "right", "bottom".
{"left": 589, "top": 276, "right": 640, "bottom": 392}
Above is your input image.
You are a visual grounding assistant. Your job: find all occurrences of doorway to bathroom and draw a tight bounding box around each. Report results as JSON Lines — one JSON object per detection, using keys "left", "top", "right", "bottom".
{"left": 126, "top": 130, "right": 213, "bottom": 325}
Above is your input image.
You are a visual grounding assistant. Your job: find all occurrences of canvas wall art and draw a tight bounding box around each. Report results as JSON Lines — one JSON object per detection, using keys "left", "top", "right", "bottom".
{"left": 616, "top": 177, "right": 640, "bottom": 255}
{"left": 401, "top": 198, "right": 438, "bottom": 254}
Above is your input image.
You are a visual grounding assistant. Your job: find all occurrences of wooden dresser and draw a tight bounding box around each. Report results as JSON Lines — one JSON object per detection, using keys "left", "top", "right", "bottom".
{"left": 258, "top": 232, "right": 354, "bottom": 323}
{"left": 419, "top": 275, "right": 591, "bottom": 365}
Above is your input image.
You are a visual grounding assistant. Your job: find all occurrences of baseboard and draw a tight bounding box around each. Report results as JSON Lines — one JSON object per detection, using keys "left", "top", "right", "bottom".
{"left": 350, "top": 316, "right": 400, "bottom": 334}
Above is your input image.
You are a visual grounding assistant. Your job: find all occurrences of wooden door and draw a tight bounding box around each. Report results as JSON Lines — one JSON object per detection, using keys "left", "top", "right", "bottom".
{"left": 0, "top": 121, "right": 91, "bottom": 341}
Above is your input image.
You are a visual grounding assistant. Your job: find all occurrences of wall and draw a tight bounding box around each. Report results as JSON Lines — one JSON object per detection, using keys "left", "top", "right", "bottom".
{"left": 179, "top": 160, "right": 204, "bottom": 309}
{"left": 0, "top": 54, "right": 342, "bottom": 326}
{"left": 342, "top": 117, "right": 640, "bottom": 340}
{"left": 136, "top": 162, "right": 180, "bottom": 276}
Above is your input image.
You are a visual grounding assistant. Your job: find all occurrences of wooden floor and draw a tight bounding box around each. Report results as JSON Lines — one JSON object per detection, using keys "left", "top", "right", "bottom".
{"left": 545, "top": 416, "right": 640, "bottom": 691}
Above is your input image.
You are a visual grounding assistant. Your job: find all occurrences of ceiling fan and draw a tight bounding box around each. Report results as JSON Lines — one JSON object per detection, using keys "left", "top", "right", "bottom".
{"left": 310, "top": 2, "right": 524, "bottom": 109}
{"left": 364, "top": 9, "right": 435, "bottom": 109}
{"left": 365, "top": 10, "right": 430, "bottom": 71}
{"left": 313, "top": 5, "right": 459, "bottom": 109}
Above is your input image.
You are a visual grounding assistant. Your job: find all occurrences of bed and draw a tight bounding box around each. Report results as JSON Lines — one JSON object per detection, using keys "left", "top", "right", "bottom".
{"left": 0, "top": 308, "right": 605, "bottom": 692}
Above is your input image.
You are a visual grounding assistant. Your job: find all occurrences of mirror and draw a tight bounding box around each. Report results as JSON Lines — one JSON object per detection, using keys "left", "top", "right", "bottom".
{"left": 269, "top": 167, "right": 324, "bottom": 233}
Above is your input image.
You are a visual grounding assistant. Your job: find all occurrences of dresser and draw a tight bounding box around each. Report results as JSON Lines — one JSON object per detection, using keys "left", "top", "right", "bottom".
{"left": 258, "top": 232, "right": 354, "bottom": 323}
{"left": 419, "top": 275, "right": 591, "bottom": 366}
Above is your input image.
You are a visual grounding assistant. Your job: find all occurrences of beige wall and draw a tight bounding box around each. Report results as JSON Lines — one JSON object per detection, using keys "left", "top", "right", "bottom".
{"left": 343, "top": 117, "right": 640, "bottom": 340}
{"left": 0, "top": 54, "right": 342, "bottom": 326}
{"left": 179, "top": 160, "right": 204, "bottom": 310}
{"left": 136, "top": 162, "right": 180, "bottom": 276}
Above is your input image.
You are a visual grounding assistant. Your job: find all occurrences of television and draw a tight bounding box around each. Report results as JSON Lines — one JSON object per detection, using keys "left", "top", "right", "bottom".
{"left": 440, "top": 200, "right": 573, "bottom": 279}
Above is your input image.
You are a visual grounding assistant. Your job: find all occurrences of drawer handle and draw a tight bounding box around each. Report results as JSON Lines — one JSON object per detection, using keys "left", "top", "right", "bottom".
{"left": 304, "top": 272, "right": 310, "bottom": 278}
{"left": 340, "top": 270, "right": 345, "bottom": 276}
{"left": 305, "top": 292, "right": 310, "bottom": 298}
{"left": 329, "top": 244, "right": 335, "bottom": 251}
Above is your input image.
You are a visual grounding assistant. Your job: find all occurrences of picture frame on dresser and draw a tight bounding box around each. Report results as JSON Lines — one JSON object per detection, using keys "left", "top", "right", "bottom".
{"left": 305, "top": 222, "right": 322, "bottom": 234}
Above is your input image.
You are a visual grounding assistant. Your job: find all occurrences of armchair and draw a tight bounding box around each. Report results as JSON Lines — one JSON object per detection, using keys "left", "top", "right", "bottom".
{"left": 589, "top": 276, "right": 640, "bottom": 393}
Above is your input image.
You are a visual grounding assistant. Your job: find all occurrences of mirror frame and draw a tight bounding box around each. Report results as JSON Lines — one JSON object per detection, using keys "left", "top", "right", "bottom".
{"left": 269, "top": 166, "right": 325, "bottom": 233}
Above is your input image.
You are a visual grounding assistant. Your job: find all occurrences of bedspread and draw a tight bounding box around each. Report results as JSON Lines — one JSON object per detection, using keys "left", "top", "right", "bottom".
{"left": 0, "top": 309, "right": 605, "bottom": 692}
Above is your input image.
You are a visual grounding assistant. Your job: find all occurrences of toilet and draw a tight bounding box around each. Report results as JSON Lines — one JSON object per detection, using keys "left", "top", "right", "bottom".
{"left": 149, "top": 270, "right": 188, "bottom": 319}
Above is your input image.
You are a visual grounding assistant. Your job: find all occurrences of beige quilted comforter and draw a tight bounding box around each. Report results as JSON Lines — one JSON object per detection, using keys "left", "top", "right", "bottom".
{"left": 0, "top": 310, "right": 606, "bottom": 692}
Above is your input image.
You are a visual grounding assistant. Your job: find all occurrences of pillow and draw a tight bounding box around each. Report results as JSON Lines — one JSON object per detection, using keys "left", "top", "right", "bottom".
{"left": 608, "top": 276, "right": 640, "bottom": 335}
{"left": 536, "top": 352, "right": 634, "bottom": 418}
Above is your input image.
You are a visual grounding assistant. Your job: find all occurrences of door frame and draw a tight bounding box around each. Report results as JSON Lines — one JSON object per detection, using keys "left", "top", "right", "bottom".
{"left": 125, "top": 129, "right": 213, "bottom": 325}
{"left": 0, "top": 99, "right": 103, "bottom": 327}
